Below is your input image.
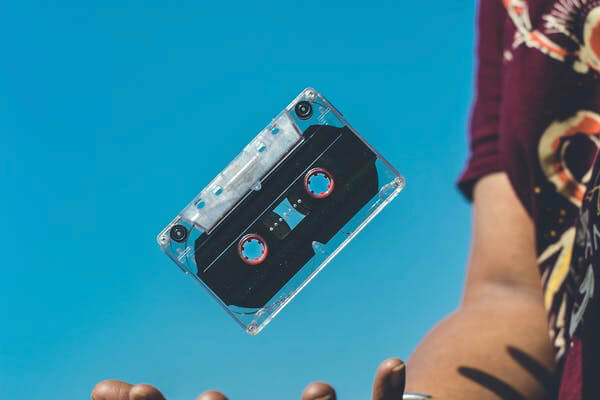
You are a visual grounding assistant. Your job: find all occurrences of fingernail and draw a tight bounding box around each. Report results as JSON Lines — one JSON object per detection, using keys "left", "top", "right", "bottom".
{"left": 392, "top": 364, "right": 405, "bottom": 372}
{"left": 389, "top": 363, "right": 405, "bottom": 388}
{"left": 314, "top": 395, "right": 332, "bottom": 400}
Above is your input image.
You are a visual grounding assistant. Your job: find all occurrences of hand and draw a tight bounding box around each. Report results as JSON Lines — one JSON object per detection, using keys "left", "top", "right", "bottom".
{"left": 91, "top": 358, "right": 406, "bottom": 400}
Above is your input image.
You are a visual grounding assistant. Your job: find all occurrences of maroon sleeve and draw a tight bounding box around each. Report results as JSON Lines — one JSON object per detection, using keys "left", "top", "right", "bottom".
{"left": 457, "top": 0, "right": 506, "bottom": 200}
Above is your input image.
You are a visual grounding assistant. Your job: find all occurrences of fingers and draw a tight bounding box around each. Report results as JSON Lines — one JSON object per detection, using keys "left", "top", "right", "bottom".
{"left": 91, "top": 380, "right": 165, "bottom": 400}
{"left": 91, "top": 361, "right": 403, "bottom": 400}
{"left": 301, "top": 381, "right": 337, "bottom": 400}
{"left": 129, "top": 384, "right": 167, "bottom": 400}
{"left": 196, "top": 390, "right": 229, "bottom": 400}
{"left": 371, "top": 358, "right": 406, "bottom": 400}
{"left": 91, "top": 380, "right": 132, "bottom": 400}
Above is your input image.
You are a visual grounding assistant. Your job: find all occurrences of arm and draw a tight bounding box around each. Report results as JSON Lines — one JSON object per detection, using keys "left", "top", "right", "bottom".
{"left": 406, "top": 173, "right": 557, "bottom": 399}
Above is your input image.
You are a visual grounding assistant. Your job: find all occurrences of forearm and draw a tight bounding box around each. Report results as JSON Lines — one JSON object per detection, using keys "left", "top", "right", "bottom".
{"left": 405, "top": 286, "right": 556, "bottom": 399}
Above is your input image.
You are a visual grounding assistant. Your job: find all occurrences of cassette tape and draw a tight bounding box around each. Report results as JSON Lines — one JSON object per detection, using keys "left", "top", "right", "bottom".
{"left": 157, "top": 88, "right": 405, "bottom": 334}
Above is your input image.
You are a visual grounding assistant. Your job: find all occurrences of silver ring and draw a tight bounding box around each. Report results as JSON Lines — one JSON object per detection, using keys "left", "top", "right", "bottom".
{"left": 403, "top": 393, "right": 433, "bottom": 399}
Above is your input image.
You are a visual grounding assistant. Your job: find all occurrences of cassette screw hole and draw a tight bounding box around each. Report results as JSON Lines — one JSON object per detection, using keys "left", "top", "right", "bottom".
{"left": 294, "top": 101, "right": 313, "bottom": 120}
{"left": 304, "top": 168, "right": 334, "bottom": 199}
{"left": 196, "top": 200, "right": 205, "bottom": 209}
{"left": 238, "top": 234, "right": 268, "bottom": 265}
{"left": 271, "top": 127, "right": 280, "bottom": 135}
{"left": 213, "top": 186, "right": 223, "bottom": 196}
{"left": 170, "top": 224, "right": 188, "bottom": 243}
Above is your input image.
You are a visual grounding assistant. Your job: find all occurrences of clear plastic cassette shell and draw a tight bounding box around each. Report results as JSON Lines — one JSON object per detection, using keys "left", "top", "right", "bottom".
{"left": 157, "top": 88, "right": 405, "bottom": 335}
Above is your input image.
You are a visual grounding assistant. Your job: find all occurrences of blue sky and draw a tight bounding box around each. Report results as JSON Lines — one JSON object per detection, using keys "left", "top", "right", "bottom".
{"left": 1, "top": 1, "right": 476, "bottom": 398}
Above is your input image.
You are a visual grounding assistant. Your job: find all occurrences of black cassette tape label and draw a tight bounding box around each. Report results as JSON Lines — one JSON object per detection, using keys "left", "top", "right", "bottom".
{"left": 195, "top": 125, "right": 378, "bottom": 308}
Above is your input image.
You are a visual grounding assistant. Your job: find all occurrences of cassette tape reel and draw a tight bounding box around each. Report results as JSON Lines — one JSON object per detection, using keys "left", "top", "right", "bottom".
{"left": 157, "top": 88, "right": 404, "bottom": 334}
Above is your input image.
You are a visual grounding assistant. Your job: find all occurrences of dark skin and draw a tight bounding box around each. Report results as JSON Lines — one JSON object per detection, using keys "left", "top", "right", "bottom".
{"left": 93, "top": 173, "right": 557, "bottom": 399}
{"left": 91, "top": 358, "right": 406, "bottom": 400}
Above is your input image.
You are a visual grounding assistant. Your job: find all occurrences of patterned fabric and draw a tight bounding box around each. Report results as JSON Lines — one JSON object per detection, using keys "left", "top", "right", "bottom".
{"left": 459, "top": 1, "right": 600, "bottom": 398}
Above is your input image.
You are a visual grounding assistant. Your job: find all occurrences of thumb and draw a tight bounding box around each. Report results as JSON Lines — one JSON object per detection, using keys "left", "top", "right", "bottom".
{"left": 371, "top": 358, "right": 406, "bottom": 400}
